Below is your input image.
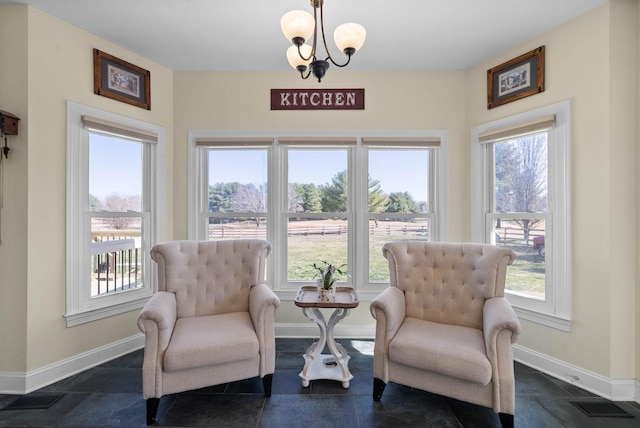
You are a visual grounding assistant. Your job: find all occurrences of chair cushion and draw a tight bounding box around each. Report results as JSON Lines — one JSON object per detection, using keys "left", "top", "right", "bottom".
{"left": 389, "top": 317, "right": 492, "bottom": 385}
{"left": 164, "top": 312, "right": 258, "bottom": 372}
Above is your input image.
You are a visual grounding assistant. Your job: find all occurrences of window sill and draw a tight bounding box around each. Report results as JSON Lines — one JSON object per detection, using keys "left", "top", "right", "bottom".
{"left": 64, "top": 297, "right": 149, "bottom": 327}
{"left": 512, "top": 305, "right": 572, "bottom": 332}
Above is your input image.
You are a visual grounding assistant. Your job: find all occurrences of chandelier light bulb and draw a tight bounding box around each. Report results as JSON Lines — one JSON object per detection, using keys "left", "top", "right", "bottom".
{"left": 286, "top": 44, "right": 313, "bottom": 69}
{"left": 281, "top": 10, "right": 315, "bottom": 43}
{"left": 334, "top": 23, "right": 366, "bottom": 53}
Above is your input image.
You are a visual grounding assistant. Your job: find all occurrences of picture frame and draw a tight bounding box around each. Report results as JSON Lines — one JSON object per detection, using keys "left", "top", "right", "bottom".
{"left": 93, "top": 49, "right": 151, "bottom": 110}
{"left": 487, "top": 46, "right": 544, "bottom": 109}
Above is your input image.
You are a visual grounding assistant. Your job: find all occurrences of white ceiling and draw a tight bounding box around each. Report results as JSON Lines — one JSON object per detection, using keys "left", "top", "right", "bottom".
{"left": 1, "top": 0, "right": 606, "bottom": 71}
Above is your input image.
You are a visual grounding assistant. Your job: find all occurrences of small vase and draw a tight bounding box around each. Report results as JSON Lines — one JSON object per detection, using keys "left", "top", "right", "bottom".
{"left": 318, "top": 287, "right": 335, "bottom": 303}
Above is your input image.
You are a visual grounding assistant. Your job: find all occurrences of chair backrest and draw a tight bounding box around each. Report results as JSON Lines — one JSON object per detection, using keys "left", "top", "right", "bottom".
{"left": 382, "top": 241, "right": 514, "bottom": 330}
{"left": 151, "top": 239, "right": 271, "bottom": 318}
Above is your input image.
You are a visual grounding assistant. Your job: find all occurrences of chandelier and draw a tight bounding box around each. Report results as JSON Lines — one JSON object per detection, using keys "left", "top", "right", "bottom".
{"left": 280, "top": 0, "right": 366, "bottom": 82}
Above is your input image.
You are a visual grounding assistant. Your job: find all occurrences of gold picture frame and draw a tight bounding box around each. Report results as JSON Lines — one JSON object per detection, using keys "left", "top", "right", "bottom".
{"left": 487, "top": 46, "right": 545, "bottom": 109}
{"left": 93, "top": 49, "right": 151, "bottom": 110}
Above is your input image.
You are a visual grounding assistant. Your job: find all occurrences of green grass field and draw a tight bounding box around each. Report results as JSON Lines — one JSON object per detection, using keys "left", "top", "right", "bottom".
{"left": 288, "top": 235, "right": 545, "bottom": 298}
{"left": 208, "top": 219, "right": 545, "bottom": 298}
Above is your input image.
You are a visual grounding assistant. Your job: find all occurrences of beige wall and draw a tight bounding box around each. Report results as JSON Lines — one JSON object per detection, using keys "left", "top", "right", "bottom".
{"left": 637, "top": 0, "right": 640, "bottom": 381}
{"left": 466, "top": 1, "right": 637, "bottom": 379}
{"left": 1, "top": 0, "right": 638, "bottom": 386}
{"left": 608, "top": 0, "right": 637, "bottom": 380}
{"left": 172, "top": 70, "right": 467, "bottom": 325}
{"left": 0, "top": 6, "right": 29, "bottom": 373}
{"left": 0, "top": 5, "right": 174, "bottom": 373}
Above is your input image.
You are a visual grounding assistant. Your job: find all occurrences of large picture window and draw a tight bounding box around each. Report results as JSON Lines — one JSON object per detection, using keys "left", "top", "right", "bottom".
{"left": 206, "top": 148, "right": 268, "bottom": 240}
{"left": 189, "top": 132, "right": 447, "bottom": 300}
{"left": 287, "top": 147, "right": 349, "bottom": 282}
{"left": 471, "top": 101, "right": 571, "bottom": 330}
{"left": 66, "top": 102, "right": 165, "bottom": 326}
{"left": 365, "top": 139, "right": 439, "bottom": 283}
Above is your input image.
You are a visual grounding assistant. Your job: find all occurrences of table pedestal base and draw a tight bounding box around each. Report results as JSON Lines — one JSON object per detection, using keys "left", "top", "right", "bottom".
{"left": 299, "top": 307, "right": 353, "bottom": 388}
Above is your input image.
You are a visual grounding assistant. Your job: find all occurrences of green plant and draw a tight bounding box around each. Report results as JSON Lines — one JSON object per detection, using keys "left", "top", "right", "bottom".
{"left": 313, "top": 261, "right": 346, "bottom": 290}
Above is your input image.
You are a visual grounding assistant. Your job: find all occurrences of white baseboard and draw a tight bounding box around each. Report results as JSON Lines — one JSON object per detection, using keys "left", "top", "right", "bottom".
{"left": 3, "top": 328, "right": 638, "bottom": 405}
{"left": 0, "top": 334, "right": 144, "bottom": 395}
{"left": 513, "top": 344, "right": 638, "bottom": 403}
{"left": 0, "top": 324, "right": 371, "bottom": 395}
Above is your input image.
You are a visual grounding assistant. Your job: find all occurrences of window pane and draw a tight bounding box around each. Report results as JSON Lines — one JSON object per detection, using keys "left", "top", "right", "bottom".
{"left": 208, "top": 150, "right": 268, "bottom": 213}
{"left": 492, "top": 132, "right": 548, "bottom": 301}
{"left": 368, "top": 148, "right": 431, "bottom": 281}
{"left": 89, "top": 133, "right": 144, "bottom": 298}
{"left": 492, "top": 218, "right": 545, "bottom": 300}
{"left": 207, "top": 216, "right": 267, "bottom": 240}
{"left": 90, "top": 217, "right": 143, "bottom": 297}
{"left": 494, "top": 133, "right": 548, "bottom": 214}
{"left": 369, "top": 218, "right": 430, "bottom": 281}
{"left": 287, "top": 218, "right": 348, "bottom": 281}
{"left": 368, "top": 149, "right": 429, "bottom": 213}
{"left": 288, "top": 149, "right": 348, "bottom": 213}
{"left": 89, "top": 133, "right": 142, "bottom": 212}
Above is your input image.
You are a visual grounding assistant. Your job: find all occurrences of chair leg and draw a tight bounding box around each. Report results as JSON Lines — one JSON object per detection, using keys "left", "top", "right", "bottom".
{"left": 498, "top": 412, "right": 514, "bottom": 428}
{"left": 146, "top": 398, "right": 160, "bottom": 425}
{"left": 373, "top": 378, "right": 386, "bottom": 401}
{"left": 262, "top": 373, "right": 274, "bottom": 397}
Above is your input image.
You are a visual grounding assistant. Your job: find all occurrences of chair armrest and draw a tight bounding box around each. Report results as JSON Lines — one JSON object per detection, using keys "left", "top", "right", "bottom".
{"left": 483, "top": 297, "right": 521, "bottom": 358}
{"left": 137, "top": 291, "right": 177, "bottom": 399}
{"left": 483, "top": 297, "right": 520, "bottom": 413}
{"left": 370, "top": 287, "right": 406, "bottom": 346}
{"left": 370, "top": 287, "right": 406, "bottom": 381}
{"left": 249, "top": 283, "right": 281, "bottom": 324}
{"left": 249, "top": 283, "right": 280, "bottom": 376}
{"left": 137, "top": 291, "right": 177, "bottom": 353}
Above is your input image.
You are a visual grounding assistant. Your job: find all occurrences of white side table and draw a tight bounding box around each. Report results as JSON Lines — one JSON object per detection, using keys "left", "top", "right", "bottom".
{"left": 294, "top": 286, "right": 359, "bottom": 388}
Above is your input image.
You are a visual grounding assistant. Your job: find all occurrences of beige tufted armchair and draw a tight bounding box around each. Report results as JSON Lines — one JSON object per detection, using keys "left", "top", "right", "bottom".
{"left": 137, "top": 239, "right": 280, "bottom": 425}
{"left": 370, "top": 241, "right": 521, "bottom": 428}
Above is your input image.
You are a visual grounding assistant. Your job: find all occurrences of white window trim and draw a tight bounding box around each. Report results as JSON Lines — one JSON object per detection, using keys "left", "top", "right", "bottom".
{"left": 65, "top": 102, "right": 165, "bottom": 327}
{"left": 188, "top": 129, "right": 448, "bottom": 301}
{"left": 471, "top": 100, "right": 572, "bottom": 330}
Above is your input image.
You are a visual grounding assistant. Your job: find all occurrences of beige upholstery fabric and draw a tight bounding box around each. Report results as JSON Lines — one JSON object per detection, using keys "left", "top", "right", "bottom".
{"left": 164, "top": 312, "right": 259, "bottom": 372}
{"left": 371, "top": 241, "right": 520, "bottom": 415}
{"left": 137, "top": 239, "right": 280, "bottom": 400}
{"left": 152, "top": 239, "right": 268, "bottom": 318}
{"left": 390, "top": 317, "right": 492, "bottom": 385}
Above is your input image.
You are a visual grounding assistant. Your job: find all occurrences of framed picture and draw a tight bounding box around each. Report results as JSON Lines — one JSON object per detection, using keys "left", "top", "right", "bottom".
{"left": 93, "top": 49, "right": 151, "bottom": 110}
{"left": 487, "top": 46, "right": 544, "bottom": 109}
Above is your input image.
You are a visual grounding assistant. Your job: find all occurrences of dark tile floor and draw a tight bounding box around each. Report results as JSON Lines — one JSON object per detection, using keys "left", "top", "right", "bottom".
{"left": 1, "top": 338, "right": 639, "bottom": 427}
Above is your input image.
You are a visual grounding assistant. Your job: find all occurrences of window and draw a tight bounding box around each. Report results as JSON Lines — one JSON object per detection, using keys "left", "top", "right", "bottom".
{"left": 364, "top": 138, "right": 441, "bottom": 283}
{"left": 189, "top": 137, "right": 272, "bottom": 240}
{"left": 189, "top": 131, "right": 447, "bottom": 300}
{"left": 286, "top": 145, "right": 350, "bottom": 283}
{"left": 66, "top": 102, "right": 165, "bottom": 327}
{"left": 471, "top": 101, "right": 571, "bottom": 330}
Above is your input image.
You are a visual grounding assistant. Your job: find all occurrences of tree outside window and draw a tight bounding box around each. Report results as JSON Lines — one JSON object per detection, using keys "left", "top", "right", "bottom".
{"left": 491, "top": 132, "right": 548, "bottom": 300}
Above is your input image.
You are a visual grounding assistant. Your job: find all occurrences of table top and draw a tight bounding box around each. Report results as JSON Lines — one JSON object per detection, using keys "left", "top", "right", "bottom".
{"left": 294, "top": 286, "right": 359, "bottom": 309}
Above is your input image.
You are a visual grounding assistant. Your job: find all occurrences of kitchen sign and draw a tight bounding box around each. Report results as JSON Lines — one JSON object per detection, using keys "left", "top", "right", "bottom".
{"left": 271, "top": 89, "right": 364, "bottom": 110}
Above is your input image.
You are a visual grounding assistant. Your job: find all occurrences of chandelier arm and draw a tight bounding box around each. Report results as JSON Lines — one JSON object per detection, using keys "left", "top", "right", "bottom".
{"left": 318, "top": 3, "right": 351, "bottom": 68}
{"left": 326, "top": 53, "right": 352, "bottom": 68}
{"left": 297, "top": 45, "right": 314, "bottom": 62}
{"left": 309, "top": 2, "right": 319, "bottom": 60}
